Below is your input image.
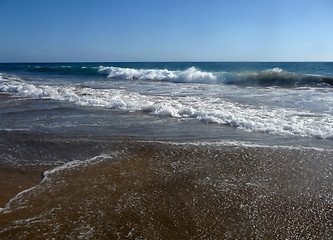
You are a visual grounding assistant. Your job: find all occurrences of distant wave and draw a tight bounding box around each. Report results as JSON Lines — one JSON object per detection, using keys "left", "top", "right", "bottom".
{"left": 222, "top": 68, "right": 333, "bottom": 87}
{"left": 1, "top": 64, "right": 332, "bottom": 87}
{"left": 98, "top": 66, "right": 333, "bottom": 88}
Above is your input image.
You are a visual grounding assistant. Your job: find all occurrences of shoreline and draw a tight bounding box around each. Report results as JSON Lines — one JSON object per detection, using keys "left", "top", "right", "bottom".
{"left": 0, "top": 164, "right": 49, "bottom": 208}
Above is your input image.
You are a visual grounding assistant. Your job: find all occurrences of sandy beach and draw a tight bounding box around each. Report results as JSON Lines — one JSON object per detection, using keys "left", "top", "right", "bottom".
{"left": 1, "top": 141, "right": 332, "bottom": 239}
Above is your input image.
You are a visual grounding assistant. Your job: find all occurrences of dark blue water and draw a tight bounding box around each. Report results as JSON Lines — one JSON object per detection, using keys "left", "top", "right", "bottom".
{"left": 1, "top": 62, "right": 333, "bottom": 76}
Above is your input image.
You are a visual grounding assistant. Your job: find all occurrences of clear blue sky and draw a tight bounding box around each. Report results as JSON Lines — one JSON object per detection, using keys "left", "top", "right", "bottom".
{"left": 0, "top": 0, "right": 332, "bottom": 62}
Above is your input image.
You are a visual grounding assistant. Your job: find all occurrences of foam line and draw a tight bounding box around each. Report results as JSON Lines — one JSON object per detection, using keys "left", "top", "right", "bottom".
{"left": 0, "top": 154, "right": 114, "bottom": 214}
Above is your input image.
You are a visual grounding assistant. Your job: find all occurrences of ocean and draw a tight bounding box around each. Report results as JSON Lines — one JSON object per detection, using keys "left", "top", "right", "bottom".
{"left": 0, "top": 62, "right": 332, "bottom": 239}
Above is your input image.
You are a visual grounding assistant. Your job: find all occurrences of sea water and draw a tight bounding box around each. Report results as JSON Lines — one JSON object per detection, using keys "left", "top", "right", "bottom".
{"left": 0, "top": 62, "right": 333, "bottom": 239}
{"left": 0, "top": 62, "right": 332, "bottom": 149}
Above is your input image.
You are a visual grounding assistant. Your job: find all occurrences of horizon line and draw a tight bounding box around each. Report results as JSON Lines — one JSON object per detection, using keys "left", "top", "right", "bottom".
{"left": 1, "top": 60, "right": 333, "bottom": 64}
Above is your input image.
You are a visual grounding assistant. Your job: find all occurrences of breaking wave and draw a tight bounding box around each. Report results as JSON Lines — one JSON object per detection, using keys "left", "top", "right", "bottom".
{"left": 1, "top": 63, "right": 332, "bottom": 87}
{"left": 1, "top": 73, "right": 332, "bottom": 139}
{"left": 98, "top": 66, "right": 217, "bottom": 83}
{"left": 98, "top": 66, "right": 333, "bottom": 87}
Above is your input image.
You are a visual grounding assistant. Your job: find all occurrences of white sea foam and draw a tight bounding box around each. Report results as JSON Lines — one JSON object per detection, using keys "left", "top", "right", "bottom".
{"left": 0, "top": 74, "right": 332, "bottom": 139}
{"left": 137, "top": 140, "right": 331, "bottom": 152}
{"left": 0, "top": 154, "right": 114, "bottom": 214}
{"left": 98, "top": 66, "right": 217, "bottom": 83}
{"left": 263, "top": 67, "right": 284, "bottom": 73}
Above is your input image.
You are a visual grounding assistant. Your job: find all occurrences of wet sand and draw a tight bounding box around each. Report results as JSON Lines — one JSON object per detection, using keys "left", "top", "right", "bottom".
{"left": 1, "top": 142, "right": 333, "bottom": 239}
{"left": 0, "top": 165, "right": 47, "bottom": 207}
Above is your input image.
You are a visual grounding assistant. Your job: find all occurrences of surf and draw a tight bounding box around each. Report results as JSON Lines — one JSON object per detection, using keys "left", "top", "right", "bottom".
{"left": 1, "top": 73, "right": 332, "bottom": 139}
{"left": 98, "top": 66, "right": 333, "bottom": 88}
{"left": 1, "top": 63, "right": 332, "bottom": 88}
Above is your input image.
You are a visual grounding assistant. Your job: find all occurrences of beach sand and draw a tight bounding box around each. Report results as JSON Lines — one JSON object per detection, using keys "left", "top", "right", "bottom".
{"left": 0, "top": 165, "right": 46, "bottom": 207}
{"left": 1, "top": 142, "right": 332, "bottom": 239}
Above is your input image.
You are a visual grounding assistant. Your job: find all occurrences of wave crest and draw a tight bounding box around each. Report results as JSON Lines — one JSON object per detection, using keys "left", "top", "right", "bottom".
{"left": 1, "top": 63, "right": 332, "bottom": 88}
{"left": 98, "top": 66, "right": 217, "bottom": 83}
{"left": 98, "top": 66, "right": 333, "bottom": 88}
{"left": 223, "top": 68, "right": 332, "bottom": 88}
{"left": 263, "top": 67, "right": 284, "bottom": 73}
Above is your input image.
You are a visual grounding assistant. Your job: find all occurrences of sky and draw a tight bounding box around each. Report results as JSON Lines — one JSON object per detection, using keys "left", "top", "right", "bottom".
{"left": 0, "top": 0, "right": 332, "bottom": 62}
